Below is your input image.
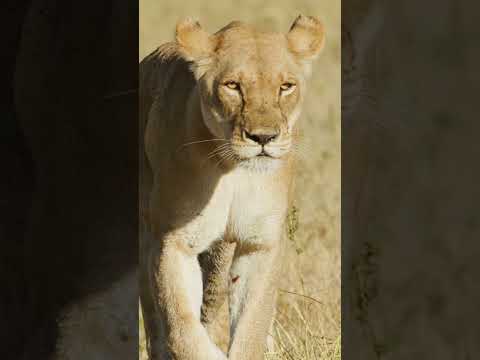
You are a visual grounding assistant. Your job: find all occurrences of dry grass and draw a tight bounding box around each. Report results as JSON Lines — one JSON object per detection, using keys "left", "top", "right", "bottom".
{"left": 139, "top": 0, "right": 340, "bottom": 358}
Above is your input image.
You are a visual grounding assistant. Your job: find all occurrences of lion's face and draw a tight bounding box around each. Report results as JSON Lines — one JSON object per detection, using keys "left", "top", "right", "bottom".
{"left": 176, "top": 17, "right": 324, "bottom": 171}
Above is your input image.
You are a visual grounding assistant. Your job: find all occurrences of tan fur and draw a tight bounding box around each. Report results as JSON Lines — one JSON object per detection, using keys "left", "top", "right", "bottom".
{"left": 140, "top": 17, "right": 324, "bottom": 359}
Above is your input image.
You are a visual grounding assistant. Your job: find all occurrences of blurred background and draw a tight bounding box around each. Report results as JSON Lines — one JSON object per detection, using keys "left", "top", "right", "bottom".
{"left": 139, "top": 0, "right": 340, "bottom": 358}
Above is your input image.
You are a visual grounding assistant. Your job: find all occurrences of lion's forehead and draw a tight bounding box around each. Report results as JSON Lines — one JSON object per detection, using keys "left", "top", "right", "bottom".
{"left": 238, "top": 70, "right": 287, "bottom": 86}
{"left": 216, "top": 32, "right": 296, "bottom": 72}
{"left": 217, "top": 56, "right": 299, "bottom": 87}
{"left": 218, "top": 26, "right": 284, "bottom": 47}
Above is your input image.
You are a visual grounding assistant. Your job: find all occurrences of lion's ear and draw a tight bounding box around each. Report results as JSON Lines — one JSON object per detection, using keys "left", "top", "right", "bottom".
{"left": 287, "top": 15, "right": 325, "bottom": 62}
{"left": 176, "top": 18, "right": 216, "bottom": 62}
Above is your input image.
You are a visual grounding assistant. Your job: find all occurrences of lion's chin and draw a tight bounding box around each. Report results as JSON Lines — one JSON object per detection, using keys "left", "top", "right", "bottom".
{"left": 236, "top": 156, "right": 282, "bottom": 173}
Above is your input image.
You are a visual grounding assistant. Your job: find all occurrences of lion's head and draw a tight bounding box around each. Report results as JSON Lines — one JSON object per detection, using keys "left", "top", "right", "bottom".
{"left": 175, "top": 17, "right": 324, "bottom": 171}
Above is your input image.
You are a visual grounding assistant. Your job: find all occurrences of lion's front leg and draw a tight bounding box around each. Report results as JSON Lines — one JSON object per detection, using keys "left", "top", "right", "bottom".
{"left": 228, "top": 241, "right": 282, "bottom": 360}
{"left": 143, "top": 235, "right": 227, "bottom": 360}
{"left": 199, "top": 240, "right": 236, "bottom": 353}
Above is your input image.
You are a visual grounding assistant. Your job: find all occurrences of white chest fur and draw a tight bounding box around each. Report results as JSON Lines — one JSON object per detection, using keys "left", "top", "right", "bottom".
{"left": 173, "top": 168, "right": 288, "bottom": 253}
{"left": 227, "top": 169, "right": 288, "bottom": 244}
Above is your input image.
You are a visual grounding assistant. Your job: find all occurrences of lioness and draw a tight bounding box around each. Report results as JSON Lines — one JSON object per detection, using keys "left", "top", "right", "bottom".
{"left": 140, "top": 16, "right": 324, "bottom": 359}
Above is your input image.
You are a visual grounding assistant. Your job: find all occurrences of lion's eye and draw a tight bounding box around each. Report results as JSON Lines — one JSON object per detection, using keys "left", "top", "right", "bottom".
{"left": 224, "top": 81, "right": 240, "bottom": 90}
{"left": 280, "top": 83, "right": 296, "bottom": 92}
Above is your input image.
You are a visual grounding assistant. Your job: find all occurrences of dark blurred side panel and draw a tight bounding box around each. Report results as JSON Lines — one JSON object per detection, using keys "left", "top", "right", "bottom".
{"left": 2, "top": 1, "right": 35, "bottom": 356}
{"left": 2, "top": 1, "right": 138, "bottom": 359}
{"left": 342, "top": 1, "right": 480, "bottom": 359}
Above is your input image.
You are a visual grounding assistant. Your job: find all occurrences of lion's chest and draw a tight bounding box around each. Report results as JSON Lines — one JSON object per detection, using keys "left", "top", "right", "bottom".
{"left": 191, "top": 170, "right": 287, "bottom": 247}
{"left": 161, "top": 169, "right": 288, "bottom": 253}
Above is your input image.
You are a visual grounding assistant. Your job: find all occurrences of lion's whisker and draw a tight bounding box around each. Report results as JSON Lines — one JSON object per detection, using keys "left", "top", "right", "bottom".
{"left": 182, "top": 138, "right": 227, "bottom": 147}
{"left": 206, "top": 143, "right": 231, "bottom": 159}
{"left": 175, "top": 138, "right": 228, "bottom": 153}
{"left": 214, "top": 150, "right": 236, "bottom": 169}
{"left": 212, "top": 149, "right": 231, "bottom": 162}
{"left": 207, "top": 147, "right": 232, "bottom": 163}
{"left": 199, "top": 144, "right": 234, "bottom": 169}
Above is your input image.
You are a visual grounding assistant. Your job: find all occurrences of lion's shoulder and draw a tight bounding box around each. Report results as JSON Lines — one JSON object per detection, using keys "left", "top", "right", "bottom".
{"left": 139, "top": 42, "right": 194, "bottom": 104}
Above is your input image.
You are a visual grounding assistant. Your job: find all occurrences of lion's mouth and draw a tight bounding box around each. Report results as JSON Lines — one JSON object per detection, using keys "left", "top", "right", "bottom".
{"left": 231, "top": 143, "right": 288, "bottom": 162}
{"left": 237, "top": 151, "right": 282, "bottom": 172}
{"left": 257, "top": 150, "right": 272, "bottom": 157}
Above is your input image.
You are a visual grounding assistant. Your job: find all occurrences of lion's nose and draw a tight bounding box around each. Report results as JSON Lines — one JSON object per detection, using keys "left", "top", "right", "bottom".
{"left": 244, "top": 129, "right": 279, "bottom": 145}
